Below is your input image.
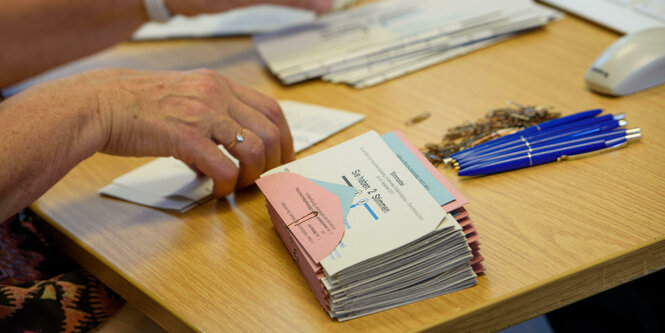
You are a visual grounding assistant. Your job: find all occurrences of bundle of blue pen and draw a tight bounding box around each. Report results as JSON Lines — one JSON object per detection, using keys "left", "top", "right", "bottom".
{"left": 447, "top": 109, "right": 641, "bottom": 176}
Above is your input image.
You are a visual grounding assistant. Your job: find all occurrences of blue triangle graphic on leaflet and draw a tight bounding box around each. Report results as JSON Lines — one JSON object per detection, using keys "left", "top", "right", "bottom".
{"left": 381, "top": 132, "right": 455, "bottom": 206}
{"left": 309, "top": 178, "right": 355, "bottom": 229}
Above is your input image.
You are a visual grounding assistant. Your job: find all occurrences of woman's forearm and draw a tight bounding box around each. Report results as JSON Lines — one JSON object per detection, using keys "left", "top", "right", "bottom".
{"left": 0, "top": 0, "right": 147, "bottom": 87}
{"left": 0, "top": 74, "right": 105, "bottom": 221}
{"left": 0, "top": 0, "right": 332, "bottom": 88}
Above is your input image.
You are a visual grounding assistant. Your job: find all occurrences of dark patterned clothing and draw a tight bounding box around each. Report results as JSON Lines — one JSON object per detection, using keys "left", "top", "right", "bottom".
{"left": 0, "top": 211, "right": 124, "bottom": 333}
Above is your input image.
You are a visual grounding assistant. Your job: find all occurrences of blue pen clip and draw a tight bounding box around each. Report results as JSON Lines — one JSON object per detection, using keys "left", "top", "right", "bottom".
{"left": 557, "top": 129, "right": 641, "bottom": 161}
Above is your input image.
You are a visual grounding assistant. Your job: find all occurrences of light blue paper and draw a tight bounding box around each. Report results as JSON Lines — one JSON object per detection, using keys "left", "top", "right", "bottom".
{"left": 381, "top": 132, "right": 455, "bottom": 206}
{"left": 309, "top": 178, "right": 356, "bottom": 229}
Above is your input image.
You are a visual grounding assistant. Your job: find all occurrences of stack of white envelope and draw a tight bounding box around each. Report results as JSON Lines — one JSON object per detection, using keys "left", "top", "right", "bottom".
{"left": 256, "top": 130, "right": 484, "bottom": 321}
{"left": 253, "top": 0, "right": 561, "bottom": 88}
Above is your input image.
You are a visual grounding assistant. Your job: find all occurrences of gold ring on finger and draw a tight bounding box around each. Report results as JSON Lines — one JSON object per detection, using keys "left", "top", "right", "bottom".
{"left": 226, "top": 127, "right": 246, "bottom": 149}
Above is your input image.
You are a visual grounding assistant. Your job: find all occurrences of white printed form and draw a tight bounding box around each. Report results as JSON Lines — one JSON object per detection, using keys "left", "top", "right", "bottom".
{"left": 281, "top": 100, "right": 365, "bottom": 152}
{"left": 263, "top": 131, "right": 446, "bottom": 276}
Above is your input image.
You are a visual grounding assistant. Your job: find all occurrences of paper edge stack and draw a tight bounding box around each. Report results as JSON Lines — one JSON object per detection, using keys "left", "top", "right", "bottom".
{"left": 253, "top": 0, "right": 562, "bottom": 89}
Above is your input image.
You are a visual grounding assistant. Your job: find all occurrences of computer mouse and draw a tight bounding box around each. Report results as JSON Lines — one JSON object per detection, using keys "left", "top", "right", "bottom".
{"left": 585, "top": 27, "right": 665, "bottom": 96}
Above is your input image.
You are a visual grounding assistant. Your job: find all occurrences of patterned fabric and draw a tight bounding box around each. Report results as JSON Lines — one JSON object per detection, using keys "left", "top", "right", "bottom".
{"left": 0, "top": 211, "right": 124, "bottom": 333}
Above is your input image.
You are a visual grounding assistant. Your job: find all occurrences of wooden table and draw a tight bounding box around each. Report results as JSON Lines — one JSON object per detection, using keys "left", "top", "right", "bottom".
{"left": 32, "top": 13, "right": 665, "bottom": 332}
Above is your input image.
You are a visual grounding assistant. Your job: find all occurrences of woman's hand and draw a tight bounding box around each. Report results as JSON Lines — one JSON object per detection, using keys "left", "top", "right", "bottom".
{"left": 92, "top": 68, "right": 295, "bottom": 197}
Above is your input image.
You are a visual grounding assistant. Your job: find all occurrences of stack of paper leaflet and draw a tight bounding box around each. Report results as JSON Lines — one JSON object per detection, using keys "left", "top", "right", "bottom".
{"left": 256, "top": 131, "right": 484, "bottom": 321}
{"left": 253, "top": 0, "right": 561, "bottom": 88}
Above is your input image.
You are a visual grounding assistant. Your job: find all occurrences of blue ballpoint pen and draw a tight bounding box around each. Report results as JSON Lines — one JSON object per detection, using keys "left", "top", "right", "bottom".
{"left": 457, "top": 131, "right": 642, "bottom": 176}
{"left": 449, "top": 109, "right": 602, "bottom": 161}
{"left": 454, "top": 117, "right": 628, "bottom": 163}
{"left": 456, "top": 128, "right": 641, "bottom": 169}
{"left": 453, "top": 113, "right": 624, "bottom": 161}
{"left": 455, "top": 126, "right": 633, "bottom": 167}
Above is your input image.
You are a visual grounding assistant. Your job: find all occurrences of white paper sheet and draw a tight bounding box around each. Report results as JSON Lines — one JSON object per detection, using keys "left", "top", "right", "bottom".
{"left": 132, "top": 0, "right": 361, "bottom": 40}
{"left": 132, "top": 5, "right": 316, "bottom": 40}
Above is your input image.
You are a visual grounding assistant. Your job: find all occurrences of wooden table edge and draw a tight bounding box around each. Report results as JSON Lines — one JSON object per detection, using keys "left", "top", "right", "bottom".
{"left": 422, "top": 235, "right": 665, "bottom": 332}
{"left": 33, "top": 190, "right": 665, "bottom": 332}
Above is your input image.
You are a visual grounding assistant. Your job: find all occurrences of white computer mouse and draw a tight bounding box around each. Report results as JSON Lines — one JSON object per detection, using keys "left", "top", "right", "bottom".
{"left": 585, "top": 27, "right": 665, "bottom": 96}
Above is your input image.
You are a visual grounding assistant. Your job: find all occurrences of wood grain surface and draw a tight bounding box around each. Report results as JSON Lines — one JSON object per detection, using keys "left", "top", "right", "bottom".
{"left": 31, "top": 12, "right": 665, "bottom": 332}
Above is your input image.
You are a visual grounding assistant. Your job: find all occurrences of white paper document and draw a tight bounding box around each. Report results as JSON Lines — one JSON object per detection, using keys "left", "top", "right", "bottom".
{"left": 132, "top": 5, "right": 317, "bottom": 40}
{"left": 132, "top": 0, "right": 361, "bottom": 40}
{"left": 99, "top": 100, "right": 364, "bottom": 212}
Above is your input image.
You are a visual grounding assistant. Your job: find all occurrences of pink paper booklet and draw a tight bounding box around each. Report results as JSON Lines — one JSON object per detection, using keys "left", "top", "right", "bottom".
{"left": 256, "top": 130, "right": 483, "bottom": 321}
